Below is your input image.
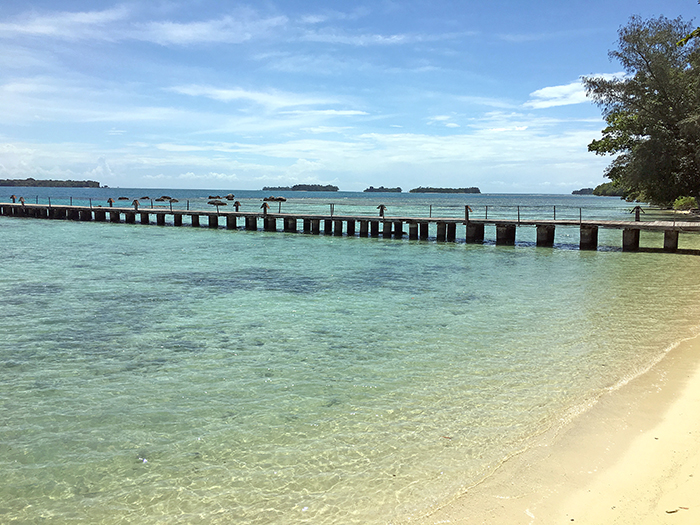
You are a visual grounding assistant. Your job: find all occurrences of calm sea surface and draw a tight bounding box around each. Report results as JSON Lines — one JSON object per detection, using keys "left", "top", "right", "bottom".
{"left": 2, "top": 189, "right": 700, "bottom": 523}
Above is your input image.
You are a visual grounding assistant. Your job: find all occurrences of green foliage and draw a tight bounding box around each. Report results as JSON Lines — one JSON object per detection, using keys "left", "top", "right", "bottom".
{"left": 593, "top": 181, "right": 629, "bottom": 197}
{"left": 673, "top": 196, "right": 698, "bottom": 209}
{"left": 583, "top": 16, "right": 700, "bottom": 206}
{"left": 677, "top": 1, "right": 700, "bottom": 46}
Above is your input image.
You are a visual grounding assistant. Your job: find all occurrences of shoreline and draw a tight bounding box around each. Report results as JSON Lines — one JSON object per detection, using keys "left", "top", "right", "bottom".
{"left": 413, "top": 332, "right": 700, "bottom": 524}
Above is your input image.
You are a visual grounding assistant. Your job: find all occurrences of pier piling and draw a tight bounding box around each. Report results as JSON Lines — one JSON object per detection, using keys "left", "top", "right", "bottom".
{"left": 664, "top": 230, "right": 679, "bottom": 252}
{"left": 496, "top": 224, "right": 516, "bottom": 245}
{"left": 622, "top": 228, "right": 640, "bottom": 252}
{"left": 536, "top": 225, "right": 555, "bottom": 247}
{"left": 580, "top": 225, "right": 599, "bottom": 250}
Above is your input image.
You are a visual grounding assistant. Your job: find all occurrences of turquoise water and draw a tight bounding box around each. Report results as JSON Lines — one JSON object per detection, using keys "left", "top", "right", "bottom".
{"left": 2, "top": 191, "right": 700, "bottom": 523}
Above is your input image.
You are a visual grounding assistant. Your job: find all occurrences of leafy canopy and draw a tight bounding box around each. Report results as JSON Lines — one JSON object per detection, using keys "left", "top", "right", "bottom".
{"left": 583, "top": 16, "right": 700, "bottom": 205}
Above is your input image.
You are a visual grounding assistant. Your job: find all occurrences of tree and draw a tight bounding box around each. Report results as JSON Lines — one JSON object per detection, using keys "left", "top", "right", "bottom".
{"left": 583, "top": 16, "right": 700, "bottom": 205}
{"left": 677, "top": 1, "right": 700, "bottom": 47}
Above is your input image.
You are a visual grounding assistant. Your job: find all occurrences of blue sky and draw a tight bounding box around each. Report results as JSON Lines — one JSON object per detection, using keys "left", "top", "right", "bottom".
{"left": 0, "top": 1, "right": 697, "bottom": 192}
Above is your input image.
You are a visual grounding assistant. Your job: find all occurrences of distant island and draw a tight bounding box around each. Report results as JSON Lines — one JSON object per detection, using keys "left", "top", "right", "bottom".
{"left": 363, "top": 186, "right": 402, "bottom": 193}
{"left": 572, "top": 188, "right": 594, "bottom": 195}
{"left": 262, "top": 184, "right": 339, "bottom": 192}
{"left": 0, "top": 178, "right": 100, "bottom": 188}
{"left": 409, "top": 186, "right": 481, "bottom": 194}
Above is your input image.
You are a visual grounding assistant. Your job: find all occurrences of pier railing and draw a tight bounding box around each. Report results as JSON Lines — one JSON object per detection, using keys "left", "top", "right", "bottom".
{"left": 3, "top": 194, "right": 689, "bottom": 224}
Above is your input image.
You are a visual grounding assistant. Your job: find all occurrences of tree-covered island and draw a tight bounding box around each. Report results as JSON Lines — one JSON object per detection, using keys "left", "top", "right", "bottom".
{"left": 363, "top": 186, "right": 402, "bottom": 192}
{"left": 0, "top": 178, "right": 100, "bottom": 188}
{"left": 409, "top": 186, "right": 481, "bottom": 194}
{"left": 262, "top": 184, "right": 339, "bottom": 191}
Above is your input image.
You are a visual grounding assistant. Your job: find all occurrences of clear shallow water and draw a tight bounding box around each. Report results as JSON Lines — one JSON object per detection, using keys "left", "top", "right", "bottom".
{"left": 2, "top": 191, "right": 700, "bottom": 523}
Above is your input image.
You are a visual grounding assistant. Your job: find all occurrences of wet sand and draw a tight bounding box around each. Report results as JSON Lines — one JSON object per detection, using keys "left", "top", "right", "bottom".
{"left": 414, "top": 334, "right": 700, "bottom": 524}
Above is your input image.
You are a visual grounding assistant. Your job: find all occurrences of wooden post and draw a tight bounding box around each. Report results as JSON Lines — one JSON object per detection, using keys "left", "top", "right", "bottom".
{"left": 359, "top": 220, "right": 369, "bottom": 237}
{"left": 370, "top": 221, "right": 380, "bottom": 237}
{"left": 324, "top": 219, "right": 333, "bottom": 234}
{"left": 436, "top": 222, "right": 447, "bottom": 242}
{"left": 347, "top": 220, "right": 355, "bottom": 236}
{"left": 496, "top": 224, "right": 516, "bottom": 245}
{"left": 536, "top": 224, "right": 555, "bottom": 247}
{"left": 94, "top": 210, "right": 106, "bottom": 222}
{"left": 191, "top": 214, "right": 200, "bottom": 227}
{"left": 156, "top": 213, "right": 165, "bottom": 226}
{"left": 174, "top": 213, "right": 183, "bottom": 226}
{"left": 419, "top": 222, "right": 429, "bottom": 240}
{"left": 125, "top": 212, "right": 135, "bottom": 224}
{"left": 446, "top": 222, "right": 456, "bottom": 242}
{"left": 408, "top": 222, "right": 418, "bottom": 240}
{"left": 80, "top": 209, "right": 92, "bottom": 221}
{"left": 622, "top": 228, "right": 640, "bottom": 251}
{"left": 284, "top": 217, "right": 297, "bottom": 232}
{"left": 140, "top": 212, "right": 149, "bottom": 224}
{"left": 382, "top": 221, "right": 392, "bottom": 238}
{"left": 311, "top": 219, "right": 320, "bottom": 234}
{"left": 226, "top": 214, "right": 237, "bottom": 229}
{"left": 664, "top": 230, "right": 679, "bottom": 252}
{"left": 110, "top": 211, "right": 120, "bottom": 223}
{"left": 579, "top": 225, "right": 598, "bottom": 250}
{"left": 466, "top": 223, "right": 484, "bottom": 243}
{"left": 245, "top": 216, "right": 257, "bottom": 230}
{"left": 264, "top": 217, "right": 276, "bottom": 231}
{"left": 393, "top": 221, "right": 403, "bottom": 238}
{"left": 303, "top": 218, "right": 311, "bottom": 233}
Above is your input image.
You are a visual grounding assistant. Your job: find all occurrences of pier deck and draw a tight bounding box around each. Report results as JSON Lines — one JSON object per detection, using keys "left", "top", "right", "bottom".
{"left": 2, "top": 202, "right": 699, "bottom": 252}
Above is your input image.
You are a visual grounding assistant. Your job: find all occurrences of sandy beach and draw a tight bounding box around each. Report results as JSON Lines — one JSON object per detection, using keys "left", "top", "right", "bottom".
{"left": 414, "top": 333, "right": 700, "bottom": 524}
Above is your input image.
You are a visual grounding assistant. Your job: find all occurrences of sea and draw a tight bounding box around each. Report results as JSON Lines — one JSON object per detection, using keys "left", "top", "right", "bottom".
{"left": 2, "top": 188, "right": 700, "bottom": 524}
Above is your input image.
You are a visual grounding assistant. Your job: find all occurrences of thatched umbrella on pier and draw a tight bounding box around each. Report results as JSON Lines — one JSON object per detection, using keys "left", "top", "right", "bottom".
{"left": 260, "top": 202, "right": 270, "bottom": 216}
{"left": 10, "top": 195, "right": 16, "bottom": 203}
{"left": 377, "top": 204, "right": 387, "bottom": 217}
{"left": 107, "top": 198, "right": 115, "bottom": 207}
{"left": 264, "top": 196, "right": 287, "bottom": 212}
{"left": 169, "top": 198, "right": 178, "bottom": 212}
{"left": 132, "top": 199, "right": 139, "bottom": 211}
{"left": 208, "top": 199, "right": 227, "bottom": 213}
{"left": 233, "top": 201, "right": 241, "bottom": 212}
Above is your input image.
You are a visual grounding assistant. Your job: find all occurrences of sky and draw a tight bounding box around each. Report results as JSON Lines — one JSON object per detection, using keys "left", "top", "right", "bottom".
{"left": 0, "top": 1, "right": 697, "bottom": 192}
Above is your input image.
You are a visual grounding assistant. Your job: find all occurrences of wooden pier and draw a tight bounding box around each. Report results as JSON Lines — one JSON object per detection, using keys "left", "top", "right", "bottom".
{"left": 1, "top": 202, "right": 699, "bottom": 252}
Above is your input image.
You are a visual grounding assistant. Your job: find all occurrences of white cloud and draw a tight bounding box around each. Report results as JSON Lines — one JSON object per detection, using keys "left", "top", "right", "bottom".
{"left": 525, "top": 73, "right": 627, "bottom": 109}
{"left": 169, "top": 84, "right": 334, "bottom": 110}
{"left": 134, "top": 14, "right": 287, "bottom": 46}
{"left": 524, "top": 81, "right": 588, "bottom": 109}
{"left": 0, "top": 6, "right": 130, "bottom": 40}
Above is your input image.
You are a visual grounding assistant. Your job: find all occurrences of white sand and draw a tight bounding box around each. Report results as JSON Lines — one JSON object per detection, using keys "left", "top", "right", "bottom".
{"left": 412, "top": 334, "right": 700, "bottom": 524}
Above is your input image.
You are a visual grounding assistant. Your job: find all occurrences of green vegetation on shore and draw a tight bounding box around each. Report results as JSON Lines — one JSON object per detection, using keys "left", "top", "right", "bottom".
{"left": 593, "top": 182, "right": 629, "bottom": 198}
{"left": 262, "top": 184, "right": 339, "bottom": 192}
{"left": 0, "top": 178, "right": 100, "bottom": 188}
{"left": 363, "top": 186, "right": 402, "bottom": 193}
{"left": 409, "top": 186, "right": 480, "bottom": 194}
{"left": 572, "top": 188, "right": 594, "bottom": 195}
